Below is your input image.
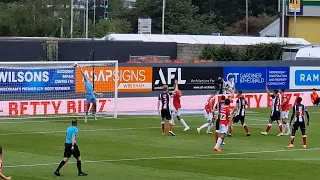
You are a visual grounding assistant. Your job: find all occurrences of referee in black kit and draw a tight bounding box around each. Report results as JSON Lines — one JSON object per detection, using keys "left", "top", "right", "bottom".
{"left": 54, "top": 118, "right": 88, "bottom": 177}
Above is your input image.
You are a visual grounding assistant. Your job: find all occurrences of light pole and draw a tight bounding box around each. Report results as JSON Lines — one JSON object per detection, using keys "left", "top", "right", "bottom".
{"left": 245, "top": 0, "right": 248, "bottom": 35}
{"left": 293, "top": 0, "right": 297, "bottom": 37}
{"left": 59, "top": 18, "right": 64, "bottom": 38}
{"left": 70, "top": 0, "right": 73, "bottom": 38}
{"left": 282, "top": 0, "right": 285, "bottom": 37}
{"left": 94, "top": 0, "right": 96, "bottom": 26}
{"left": 162, "top": 0, "right": 165, "bottom": 34}
{"left": 86, "top": 0, "right": 89, "bottom": 38}
{"left": 83, "top": 4, "right": 86, "bottom": 34}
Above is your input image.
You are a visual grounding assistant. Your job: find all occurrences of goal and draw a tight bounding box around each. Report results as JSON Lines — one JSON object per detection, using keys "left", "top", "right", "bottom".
{"left": 0, "top": 61, "right": 118, "bottom": 119}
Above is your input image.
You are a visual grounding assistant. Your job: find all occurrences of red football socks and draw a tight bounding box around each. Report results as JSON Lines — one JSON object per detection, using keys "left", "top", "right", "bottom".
{"left": 161, "top": 124, "right": 165, "bottom": 134}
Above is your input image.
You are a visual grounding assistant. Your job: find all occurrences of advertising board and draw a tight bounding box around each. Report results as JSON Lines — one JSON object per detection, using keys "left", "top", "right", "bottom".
{"left": 223, "top": 67, "right": 290, "bottom": 91}
{"left": 0, "top": 68, "right": 75, "bottom": 93}
{"left": 0, "top": 91, "right": 312, "bottom": 116}
{"left": 75, "top": 67, "right": 153, "bottom": 93}
{"left": 3, "top": 98, "right": 112, "bottom": 116}
{"left": 152, "top": 67, "right": 223, "bottom": 91}
{"left": 290, "top": 66, "right": 320, "bottom": 89}
{"left": 288, "top": 0, "right": 303, "bottom": 15}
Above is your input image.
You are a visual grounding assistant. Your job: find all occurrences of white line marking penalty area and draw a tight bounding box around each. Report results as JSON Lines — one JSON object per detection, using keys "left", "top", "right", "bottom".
{"left": 5, "top": 148, "right": 320, "bottom": 168}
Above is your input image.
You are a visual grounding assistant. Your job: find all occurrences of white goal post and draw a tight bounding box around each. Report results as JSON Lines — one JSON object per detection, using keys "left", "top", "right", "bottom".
{"left": 0, "top": 61, "right": 118, "bottom": 119}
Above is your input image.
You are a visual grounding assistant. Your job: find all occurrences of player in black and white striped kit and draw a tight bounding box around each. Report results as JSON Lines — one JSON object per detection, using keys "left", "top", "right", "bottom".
{"left": 287, "top": 97, "right": 310, "bottom": 149}
{"left": 261, "top": 83, "right": 283, "bottom": 135}
{"left": 157, "top": 85, "right": 175, "bottom": 136}
{"left": 229, "top": 90, "right": 250, "bottom": 136}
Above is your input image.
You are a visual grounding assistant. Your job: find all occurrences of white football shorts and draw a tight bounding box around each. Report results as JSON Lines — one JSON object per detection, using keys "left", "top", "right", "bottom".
{"left": 281, "top": 111, "right": 289, "bottom": 119}
{"left": 203, "top": 109, "right": 213, "bottom": 121}
{"left": 171, "top": 108, "right": 181, "bottom": 117}
{"left": 219, "top": 124, "right": 229, "bottom": 134}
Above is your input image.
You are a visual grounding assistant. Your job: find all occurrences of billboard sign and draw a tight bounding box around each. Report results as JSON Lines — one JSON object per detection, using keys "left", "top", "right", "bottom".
{"left": 290, "top": 66, "right": 320, "bottom": 89}
{"left": 75, "top": 67, "right": 153, "bottom": 93}
{"left": 152, "top": 67, "right": 223, "bottom": 91}
{"left": 223, "top": 67, "right": 290, "bottom": 90}
{"left": 3, "top": 98, "right": 112, "bottom": 116}
{"left": 0, "top": 91, "right": 311, "bottom": 116}
{"left": 0, "top": 68, "right": 75, "bottom": 94}
{"left": 288, "top": 0, "right": 303, "bottom": 15}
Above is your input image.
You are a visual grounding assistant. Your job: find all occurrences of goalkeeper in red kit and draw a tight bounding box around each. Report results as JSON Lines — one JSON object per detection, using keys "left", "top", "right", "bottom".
{"left": 171, "top": 80, "right": 190, "bottom": 131}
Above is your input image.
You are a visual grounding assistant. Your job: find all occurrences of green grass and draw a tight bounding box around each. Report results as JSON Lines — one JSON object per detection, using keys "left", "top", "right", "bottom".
{"left": 1, "top": 107, "right": 320, "bottom": 180}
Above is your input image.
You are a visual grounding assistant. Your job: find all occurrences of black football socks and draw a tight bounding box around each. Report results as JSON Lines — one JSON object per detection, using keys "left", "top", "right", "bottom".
{"left": 56, "top": 160, "right": 66, "bottom": 172}
{"left": 77, "top": 160, "right": 83, "bottom": 174}
{"left": 54, "top": 161, "right": 66, "bottom": 176}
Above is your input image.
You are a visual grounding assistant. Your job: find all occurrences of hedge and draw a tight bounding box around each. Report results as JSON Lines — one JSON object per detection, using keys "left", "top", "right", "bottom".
{"left": 199, "top": 43, "right": 287, "bottom": 61}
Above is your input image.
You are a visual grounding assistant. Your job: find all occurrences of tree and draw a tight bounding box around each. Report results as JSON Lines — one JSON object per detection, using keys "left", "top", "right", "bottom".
{"left": 0, "top": 0, "right": 280, "bottom": 37}
{"left": 89, "top": 19, "right": 131, "bottom": 37}
{"left": 0, "top": 0, "right": 69, "bottom": 37}
{"left": 130, "top": 0, "right": 218, "bottom": 34}
{"left": 224, "top": 13, "right": 277, "bottom": 36}
{"left": 191, "top": 0, "right": 278, "bottom": 27}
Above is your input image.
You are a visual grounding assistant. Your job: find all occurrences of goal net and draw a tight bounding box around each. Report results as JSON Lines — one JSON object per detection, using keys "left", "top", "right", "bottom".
{"left": 0, "top": 61, "right": 118, "bottom": 119}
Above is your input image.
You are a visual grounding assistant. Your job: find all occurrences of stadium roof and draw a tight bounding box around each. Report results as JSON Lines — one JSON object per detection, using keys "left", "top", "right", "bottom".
{"left": 105, "top": 34, "right": 311, "bottom": 45}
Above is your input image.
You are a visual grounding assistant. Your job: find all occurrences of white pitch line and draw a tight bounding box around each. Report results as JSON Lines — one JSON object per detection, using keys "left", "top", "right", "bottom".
{"left": 185, "top": 157, "right": 320, "bottom": 161}
{"left": 0, "top": 124, "right": 269, "bottom": 136}
{"left": 0, "top": 118, "right": 268, "bottom": 126}
{"left": 0, "top": 118, "right": 268, "bottom": 124}
{"left": 0, "top": 114, "right": 270, "bottom": 124}
{"left": 0, "top": 115, "right": 201, "bottom": 124}
{"left": 5, "top": 148, "right": 320, "bottom": 168}
{"left": 0, "top": 109, "right": 318, "bottom": 123}
{"left": 0, "top": 127, "right": 163, "bottom": 136}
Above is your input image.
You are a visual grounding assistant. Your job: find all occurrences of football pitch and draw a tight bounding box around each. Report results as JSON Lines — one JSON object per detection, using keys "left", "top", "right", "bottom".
{"left": 1, "top": 107, "right": 320, "bottom": 180}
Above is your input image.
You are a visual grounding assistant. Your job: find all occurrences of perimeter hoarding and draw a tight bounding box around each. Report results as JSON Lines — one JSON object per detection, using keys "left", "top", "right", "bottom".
{"left": 75, "top": 67, "right": 153, "bottom": 93}
{"left": 290, "top": 66, "right": 320, "bottom": 89}
{"left": 0, "top": 91, "right": 310, "bottom": 116}
{"left": 223, "top": 67, "right": 290, "bottom": 91}
{"left": 0, "top": 67, "right": 153, "bottom": 94}
{"left": 152, "top": 67, "right": 223, "bottom": 91}
{"left": 0, "top": 68, "right": 75, "bottom": 93}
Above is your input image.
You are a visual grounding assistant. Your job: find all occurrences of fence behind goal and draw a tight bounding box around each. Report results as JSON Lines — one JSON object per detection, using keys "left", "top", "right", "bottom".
{"left": 0, "top": 61, "right": 118, "bottom": 119}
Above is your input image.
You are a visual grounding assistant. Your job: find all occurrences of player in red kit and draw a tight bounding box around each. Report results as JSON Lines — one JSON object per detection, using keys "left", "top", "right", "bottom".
{"left": 279, "top": 88, "right": 291, "bottom": 136}
{"left": 213, "top": 99, "right": 232, "bottom": 152}
{"left": 212, "top": 96, "right": 226, "bottom": 143}
{"left": 197, "top": 92, "right": 216, "bottom": 134}
{"left": 170, "top": 80, "right": 190, "bottom": 131}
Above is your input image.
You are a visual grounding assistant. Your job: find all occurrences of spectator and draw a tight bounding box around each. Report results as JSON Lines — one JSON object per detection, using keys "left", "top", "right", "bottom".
{"left": 223, "top": 77, "right": 235, "bottom": 94}
{"left": 311, "top": 88, "right": 320, "bottom": 106}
